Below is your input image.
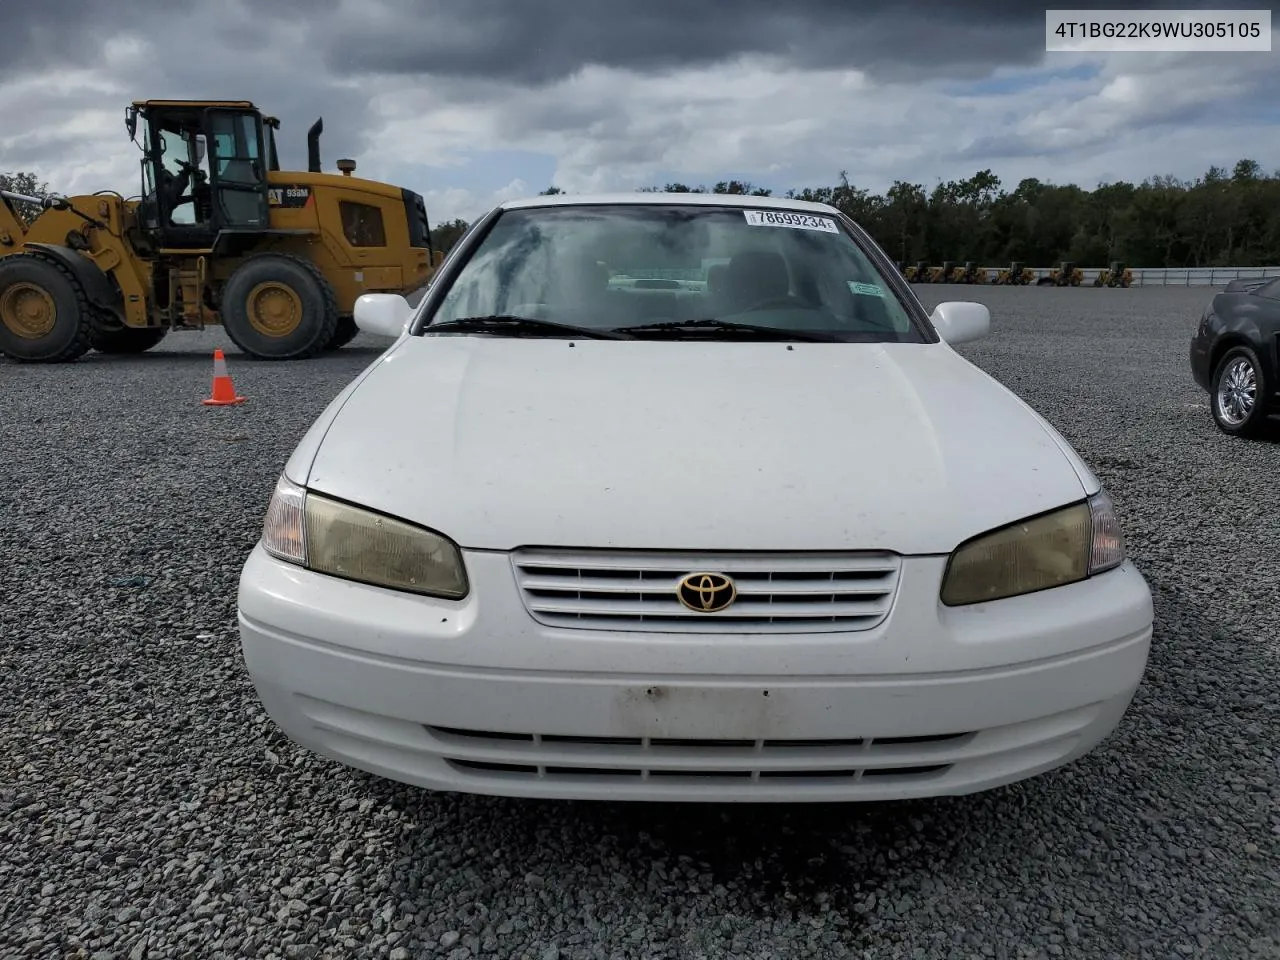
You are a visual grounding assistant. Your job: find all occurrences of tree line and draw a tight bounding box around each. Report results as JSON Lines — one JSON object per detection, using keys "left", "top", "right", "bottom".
{"left": 433, "top": 160, "right": 1280, "bottom": 269}
{"left": 10, "top": 161, "right": 1280, "bottom": 268}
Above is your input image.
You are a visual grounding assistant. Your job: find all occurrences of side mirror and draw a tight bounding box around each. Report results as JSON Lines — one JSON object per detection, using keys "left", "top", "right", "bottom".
{"left": 930, "top": 301, "right": 989, "bottom": 345}
{"left": 354, "top": 293, "right": 412, "bottom": 338}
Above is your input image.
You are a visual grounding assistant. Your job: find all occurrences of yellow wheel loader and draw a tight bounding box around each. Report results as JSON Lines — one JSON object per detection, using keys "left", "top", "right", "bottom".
{"left": 1093, "top": 261, "right": 1133, "bottom": 288}
{"left": 952, "top": 261, "right": 988, "bottom": 284}
{"left": 0, "top": 99, "right": 445, "bottom": 363}
{"left": 903, "top": 261, "right": 930, "bottom": 283}
{"left": 994, "top": 261, "right": 1034, "bottom": 285}
{"left": 1040, "top": 261, "right": 1083, "bottom": 286}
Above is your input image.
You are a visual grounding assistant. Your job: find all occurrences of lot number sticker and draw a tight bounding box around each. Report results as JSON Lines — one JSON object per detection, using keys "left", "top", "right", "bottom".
{"left": 744, "top": 210, "right": 839, "bottom": 233}
{"left": 847, "top": 281, "right": 885, "bottom": 297}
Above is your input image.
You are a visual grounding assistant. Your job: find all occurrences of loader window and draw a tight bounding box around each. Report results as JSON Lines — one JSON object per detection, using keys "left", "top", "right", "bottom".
{"left": 155, "top": 129, "right": 211, "bottom": 226}
{"left": 204, "top": 109, "right": 270, "bottom": 230}
{"left": 209, "top": 113, "right": 262, "bottom": 186}
{"left": 212, "top": 134, "right": 233, "bottom": 173}
{"left": 340, "top": 201, "right": 387, "bottom": 247}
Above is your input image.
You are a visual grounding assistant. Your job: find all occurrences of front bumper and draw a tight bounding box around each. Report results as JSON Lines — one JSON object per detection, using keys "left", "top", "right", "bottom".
{"left": 237, "top": 545, "right": 1154, "bottom": 802}
{"left": 1190, "top": 335, "right": 1212, "bottom": 391}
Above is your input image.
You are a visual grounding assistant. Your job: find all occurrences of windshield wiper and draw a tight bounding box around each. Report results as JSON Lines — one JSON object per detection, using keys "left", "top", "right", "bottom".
{"left": 424, "top": 315, "right": 633, "bottom": 340}
{"left": 614, "top": 318, "right": 843, "bottom": 342}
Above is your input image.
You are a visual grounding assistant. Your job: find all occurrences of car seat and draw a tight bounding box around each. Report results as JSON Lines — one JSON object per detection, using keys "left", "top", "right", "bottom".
{"left": 718, "top": 250, "right": 791, "bottom": 313}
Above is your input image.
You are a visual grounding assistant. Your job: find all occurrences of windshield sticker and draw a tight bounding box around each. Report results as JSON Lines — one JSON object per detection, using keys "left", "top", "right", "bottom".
{"left": 743, "top": 210, "right": 839, "bottom": 233}
{"left": 847, "top": 281, "right": 885, "bottom": 297}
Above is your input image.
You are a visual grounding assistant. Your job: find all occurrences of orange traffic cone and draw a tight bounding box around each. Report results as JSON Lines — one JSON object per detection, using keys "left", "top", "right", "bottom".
{"left": 202, "top": 349, "right": 246, "bottom": 406}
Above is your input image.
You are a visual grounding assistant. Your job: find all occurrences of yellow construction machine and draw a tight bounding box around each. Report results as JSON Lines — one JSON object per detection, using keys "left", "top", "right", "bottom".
{"left": 993, "top": 261, "right": 1034, "bottom": 285}
{"left": 1093, "top": 261, "right": 1134, "bottom": 288}
{"left": 947, "top": 261, "right": 988, "bottom": 284}
{"left": 0, "top": 99, "right": 445, "bottom": 363}
{"left": 903, "top": 261, "right": 931, "bottom": 283}
{"left": 1040, "top": 261, "right": 1084, "bottom": 286}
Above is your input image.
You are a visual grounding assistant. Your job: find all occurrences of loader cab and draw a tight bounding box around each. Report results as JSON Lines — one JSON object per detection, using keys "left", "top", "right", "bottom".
{"left": 130, "top": 100, "right": 271, "bottom": 248}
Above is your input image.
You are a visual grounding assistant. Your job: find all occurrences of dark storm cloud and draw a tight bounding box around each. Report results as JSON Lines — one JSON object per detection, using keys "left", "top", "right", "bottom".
{"left": 8, "top": 0, "right": 1272, "bottom": 89}
{"left": 0, "top": 0, "right": 340, "bottom": 81}
{"left": 0, "top": 0, "right": 128, "bottom": 78}
{"left": 316, "top": 0, "right": 1275, "bottom": 85}
{"left": 322, "top": 0, "right": 1045, "bottom": 84}
{"left": 0, "top": 0, "right": 371, "bottom": 188}
{"left": 956, "top": 133, "right": 1092, "bottom": 163}
{"left": 5, "top": 0, "right": 1277, "bottom": 205}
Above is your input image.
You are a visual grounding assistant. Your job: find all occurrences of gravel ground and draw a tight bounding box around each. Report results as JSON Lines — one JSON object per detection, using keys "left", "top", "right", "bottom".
{"left": 2, "top": 285, "right": 1278, "bottom": 960}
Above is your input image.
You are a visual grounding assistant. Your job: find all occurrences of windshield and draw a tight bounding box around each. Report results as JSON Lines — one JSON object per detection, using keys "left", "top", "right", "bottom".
{"left": 421, "top": 203, "right": 926, "bottom": 342}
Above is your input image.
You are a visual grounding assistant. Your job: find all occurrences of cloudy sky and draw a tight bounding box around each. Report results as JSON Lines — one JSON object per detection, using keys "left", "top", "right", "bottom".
{"left": 3, "top": 0, "right": 1277, "bottom": 225}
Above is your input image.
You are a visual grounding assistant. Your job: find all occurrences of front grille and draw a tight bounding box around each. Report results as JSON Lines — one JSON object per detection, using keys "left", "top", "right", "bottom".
{"left": 511, "top": 548, "right": 902, "bottom": 633}
{"left": 427, "top": 726, "right": 970, "bottom": 784}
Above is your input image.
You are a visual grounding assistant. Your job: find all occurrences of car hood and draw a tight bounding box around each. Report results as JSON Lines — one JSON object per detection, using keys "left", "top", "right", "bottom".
{"left": 302, "top": 335, "right": 1091, "bottom": 554}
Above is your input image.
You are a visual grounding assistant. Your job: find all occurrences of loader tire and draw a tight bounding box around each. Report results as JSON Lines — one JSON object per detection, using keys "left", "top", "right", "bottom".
{"left": 90, "top": 321, "right": 169, "bottom": 354}
{"left": 324, "top": 315, "right": 359, "bottom": 351}
{"left": 220, "top": 253, "right": 339, "bottom": 360}
{"left": 0, "top": 254, "right": 93, "bottom": 363}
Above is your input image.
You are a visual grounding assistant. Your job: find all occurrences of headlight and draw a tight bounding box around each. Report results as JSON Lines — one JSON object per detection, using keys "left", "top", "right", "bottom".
{"left": 261, "top": 474, "right": 469, "bottom": 599}
{"left": 940, "top": 490, "right": 1125, "bottom": 606}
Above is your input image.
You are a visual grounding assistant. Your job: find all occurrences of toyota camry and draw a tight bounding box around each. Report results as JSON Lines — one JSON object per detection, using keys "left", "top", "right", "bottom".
{"left": 236, "top": 192, "right": 1154, "bottom": 803}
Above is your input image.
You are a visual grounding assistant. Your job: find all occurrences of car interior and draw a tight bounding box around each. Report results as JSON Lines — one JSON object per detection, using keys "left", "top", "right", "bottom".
{"left": 512, "top": 245, "right": 908, "bottom": 333}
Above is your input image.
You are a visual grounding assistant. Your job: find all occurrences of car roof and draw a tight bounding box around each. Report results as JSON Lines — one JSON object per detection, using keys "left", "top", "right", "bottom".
{"left": 497, "top": 191, "right": 842, "bottom": 217}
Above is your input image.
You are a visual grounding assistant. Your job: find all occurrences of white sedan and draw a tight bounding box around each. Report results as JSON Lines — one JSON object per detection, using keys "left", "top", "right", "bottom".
{"left": 237, "top": 191, "right": 1154, "bottom": 803}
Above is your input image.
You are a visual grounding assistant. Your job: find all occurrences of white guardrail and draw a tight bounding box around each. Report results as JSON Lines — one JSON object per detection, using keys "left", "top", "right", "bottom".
{"left": 993, "top": 266, "right": 1280, "bottom": 287}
